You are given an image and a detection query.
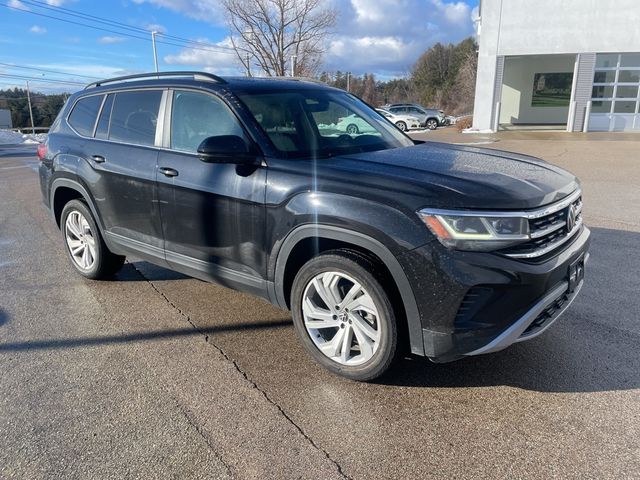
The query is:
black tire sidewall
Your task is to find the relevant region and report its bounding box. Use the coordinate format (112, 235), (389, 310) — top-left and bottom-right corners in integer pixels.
(291, 253), (397, 381)
(61, 200), (107, 279)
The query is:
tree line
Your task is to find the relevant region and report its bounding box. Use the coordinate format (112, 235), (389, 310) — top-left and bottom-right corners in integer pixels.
(318, 37), (478, 115)
(0, 88), (68, 129)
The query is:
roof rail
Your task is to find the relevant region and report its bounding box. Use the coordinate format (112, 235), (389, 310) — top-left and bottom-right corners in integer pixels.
(85, 71), (226, 89)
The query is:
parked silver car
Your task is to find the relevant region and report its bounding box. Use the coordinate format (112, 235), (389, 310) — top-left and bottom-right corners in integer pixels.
(383, 103), (445, 130)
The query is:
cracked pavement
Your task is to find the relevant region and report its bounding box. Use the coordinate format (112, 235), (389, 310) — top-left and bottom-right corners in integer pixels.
(1, 133), (639, 479)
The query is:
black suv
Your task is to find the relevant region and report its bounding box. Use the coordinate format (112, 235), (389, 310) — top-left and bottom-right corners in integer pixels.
(39, 72), (590, 381)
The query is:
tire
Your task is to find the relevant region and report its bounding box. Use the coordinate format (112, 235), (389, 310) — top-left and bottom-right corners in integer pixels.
(395, 121), (407, 131)
(426, 118), (438, 130)
(290, 249), (398, 381)
(60, 199), (126, 279)
(346, 124), (359, 135)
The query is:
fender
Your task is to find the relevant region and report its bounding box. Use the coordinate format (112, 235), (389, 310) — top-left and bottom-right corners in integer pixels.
(273, 224), (425, 356)
(51, 178), (104, 230)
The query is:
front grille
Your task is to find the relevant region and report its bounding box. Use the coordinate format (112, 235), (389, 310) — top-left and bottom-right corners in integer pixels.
(501, 193), (583, 259)
(521, 290), (570, 337)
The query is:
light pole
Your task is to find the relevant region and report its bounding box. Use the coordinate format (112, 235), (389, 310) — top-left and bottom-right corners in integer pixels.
(290, 55), (297, 77)
(151, 31), (159, 73)
(346, 72), (351, 92)
(25, 80), (35, 134)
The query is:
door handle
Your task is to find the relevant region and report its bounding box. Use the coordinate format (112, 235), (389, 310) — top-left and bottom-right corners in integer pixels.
(91, 155), (106, 163)
(159, 167), (179, 177)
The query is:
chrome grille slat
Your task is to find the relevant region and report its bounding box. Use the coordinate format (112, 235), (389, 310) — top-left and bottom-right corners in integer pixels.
(502, 192), (583, 259)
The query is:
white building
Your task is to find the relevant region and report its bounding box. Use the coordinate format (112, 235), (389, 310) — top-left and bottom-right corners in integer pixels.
(472, 0), (640, 132)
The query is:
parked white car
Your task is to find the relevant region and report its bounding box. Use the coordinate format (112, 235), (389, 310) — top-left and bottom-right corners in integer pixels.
(375, 109), (422, 131)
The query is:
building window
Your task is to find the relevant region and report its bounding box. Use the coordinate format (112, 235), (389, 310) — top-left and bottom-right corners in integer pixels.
(590, 53), (640, 128)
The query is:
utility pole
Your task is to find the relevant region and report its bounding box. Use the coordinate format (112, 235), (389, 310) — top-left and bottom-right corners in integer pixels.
(290, 55), (297, 77)
(25, 80), (35, 134)
(246, 52), (251, 77)
(346, 72), (351, 92)
(151, 31), (159, 73)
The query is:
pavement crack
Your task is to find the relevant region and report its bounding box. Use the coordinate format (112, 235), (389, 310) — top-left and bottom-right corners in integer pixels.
(128, 262), (352, 480)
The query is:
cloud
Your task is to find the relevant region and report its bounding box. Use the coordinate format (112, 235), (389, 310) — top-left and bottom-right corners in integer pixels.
(128, 0), (477, 77)
(145, 23), (167, 33)
(163, 36), (241, 75)
(131, 0), (224, 23)
(322, 0), (476, 77)
(29, 25), (47, 34)
(98, 36), (127, 44)
(8, 0), (28, 10)
(429, 0), (472, 25)
(45, 0), (72, 5)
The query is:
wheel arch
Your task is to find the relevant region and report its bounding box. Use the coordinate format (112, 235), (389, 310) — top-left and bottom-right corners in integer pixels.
(51, 178), (105, 232)
(273, 224), (425, 356)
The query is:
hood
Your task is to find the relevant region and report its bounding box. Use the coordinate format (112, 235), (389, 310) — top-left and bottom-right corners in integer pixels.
(323, 141), (580, 210)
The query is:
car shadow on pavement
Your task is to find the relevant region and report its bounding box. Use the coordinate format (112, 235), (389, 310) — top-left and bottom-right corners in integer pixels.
(0, 319), (292, 353)
(0, 308), (8, 327)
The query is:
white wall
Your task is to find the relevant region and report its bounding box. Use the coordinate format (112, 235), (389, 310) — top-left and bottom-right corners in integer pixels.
(482, 0), (640, 57)
(472, 0), (640, 131)
(500, 55), (576, 125)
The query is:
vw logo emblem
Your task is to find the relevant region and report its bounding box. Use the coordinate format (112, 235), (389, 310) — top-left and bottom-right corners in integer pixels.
(566, 205), (577, 232)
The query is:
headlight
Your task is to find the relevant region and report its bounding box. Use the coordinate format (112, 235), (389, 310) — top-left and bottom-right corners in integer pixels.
(418, 209), (530, 252)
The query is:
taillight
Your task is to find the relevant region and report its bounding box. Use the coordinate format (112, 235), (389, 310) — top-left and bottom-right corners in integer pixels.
(37, 143), (47, 160)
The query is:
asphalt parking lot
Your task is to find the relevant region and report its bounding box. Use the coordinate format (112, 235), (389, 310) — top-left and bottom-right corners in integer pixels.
(1, 132), (639, 479)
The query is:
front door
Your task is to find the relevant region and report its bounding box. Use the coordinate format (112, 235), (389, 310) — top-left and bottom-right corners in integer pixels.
(156, 89), (267, 296)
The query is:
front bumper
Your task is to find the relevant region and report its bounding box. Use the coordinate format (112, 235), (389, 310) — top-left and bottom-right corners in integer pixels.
(399, 225), (591, 361)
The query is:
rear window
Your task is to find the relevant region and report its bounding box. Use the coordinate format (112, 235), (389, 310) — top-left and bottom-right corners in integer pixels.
(109, 90), (162, 146)
(68, 95), (103, 137)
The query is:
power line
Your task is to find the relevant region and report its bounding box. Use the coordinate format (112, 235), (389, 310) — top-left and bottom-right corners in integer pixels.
(21, 0), (236, 52)
(0, 62), (100, 80)
(3, 1), (235, 56)
(0, 73), (85, 86)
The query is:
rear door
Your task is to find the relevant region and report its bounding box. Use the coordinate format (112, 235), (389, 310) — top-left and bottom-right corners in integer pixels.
(81, 89), (165, 253)
(156, 89), (267, 296)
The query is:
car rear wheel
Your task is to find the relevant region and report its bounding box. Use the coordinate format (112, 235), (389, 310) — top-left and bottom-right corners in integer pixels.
(61, 199), (126, 279)
(346, 124), (359, 135)
(426, 118), (438, 130)
(395, 121), (407, 131)
(291, 250), (398, 381)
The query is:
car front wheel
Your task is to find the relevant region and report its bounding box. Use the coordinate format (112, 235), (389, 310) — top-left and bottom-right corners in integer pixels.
(290, 250), (398, 381)
(426, 118), (438, 130)
(346, 124), (359, 135)
(395, 121), (407, 131)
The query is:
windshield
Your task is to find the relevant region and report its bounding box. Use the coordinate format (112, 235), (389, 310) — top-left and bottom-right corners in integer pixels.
(237, 89), (414, 159)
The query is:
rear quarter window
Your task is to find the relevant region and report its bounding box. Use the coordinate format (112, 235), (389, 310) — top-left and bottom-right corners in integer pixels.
(67, 95), (104, 137)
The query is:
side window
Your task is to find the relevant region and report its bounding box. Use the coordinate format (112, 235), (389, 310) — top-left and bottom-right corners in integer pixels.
(68, 95), (103, 137)
(109, 90), (162, 146)
(170, 90), (245, 153)
(95, 94), (114, 139)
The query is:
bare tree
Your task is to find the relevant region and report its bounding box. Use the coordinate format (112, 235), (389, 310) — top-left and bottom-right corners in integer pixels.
(221, 0), (336, 77)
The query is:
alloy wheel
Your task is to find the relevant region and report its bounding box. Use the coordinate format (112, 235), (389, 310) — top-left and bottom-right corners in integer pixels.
(65, 210), (96, 270)
(302, 271), (381, 366)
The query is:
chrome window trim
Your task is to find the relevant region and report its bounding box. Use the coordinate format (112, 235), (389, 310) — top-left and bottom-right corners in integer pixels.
(91, 94), (108, 138)
(65, 87), (166, 146)
(419, 189), (581, 220)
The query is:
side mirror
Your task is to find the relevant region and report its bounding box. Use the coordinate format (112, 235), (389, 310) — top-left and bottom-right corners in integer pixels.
(197, 135), (257, 164)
